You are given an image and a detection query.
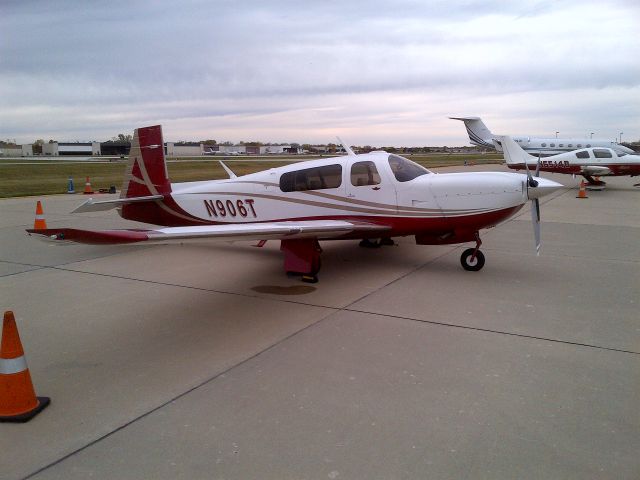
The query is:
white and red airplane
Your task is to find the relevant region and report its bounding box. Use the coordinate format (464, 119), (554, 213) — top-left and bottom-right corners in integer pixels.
(27, 125), (562, 282)
(496, 135), (640, 185)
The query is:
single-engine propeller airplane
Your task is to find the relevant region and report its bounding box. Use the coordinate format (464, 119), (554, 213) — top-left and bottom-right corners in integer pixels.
(496, 135), (640, 185)
(27, 125), (562, 282)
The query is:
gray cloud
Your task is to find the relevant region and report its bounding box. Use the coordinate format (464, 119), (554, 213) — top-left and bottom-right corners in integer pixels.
(1, 0), (638, 144)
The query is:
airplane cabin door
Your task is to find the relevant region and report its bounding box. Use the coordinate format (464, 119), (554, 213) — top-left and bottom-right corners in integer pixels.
(345, 158), (397, 214)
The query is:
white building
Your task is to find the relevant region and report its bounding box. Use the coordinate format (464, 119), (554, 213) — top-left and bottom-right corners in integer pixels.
(0, 144), (33, 156)
(41, 142), (101, 156)
(165, 142), (204, 156)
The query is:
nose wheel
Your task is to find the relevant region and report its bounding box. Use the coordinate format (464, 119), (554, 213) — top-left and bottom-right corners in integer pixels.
(460, 248), (485, 271)
(460, 233), (485, 271)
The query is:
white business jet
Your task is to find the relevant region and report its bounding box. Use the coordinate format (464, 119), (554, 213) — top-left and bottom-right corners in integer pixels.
(451, 116), (634, 157)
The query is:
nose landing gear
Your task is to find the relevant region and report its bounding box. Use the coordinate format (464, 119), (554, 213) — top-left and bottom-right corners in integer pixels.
(460, 233), (485, 271)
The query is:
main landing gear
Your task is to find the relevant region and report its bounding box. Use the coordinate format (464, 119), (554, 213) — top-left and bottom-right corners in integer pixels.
(281, 239), (322, 283)
(460, 233), (485, 272)
(583, 175), (606, 186)
(358, 237), (395, 248)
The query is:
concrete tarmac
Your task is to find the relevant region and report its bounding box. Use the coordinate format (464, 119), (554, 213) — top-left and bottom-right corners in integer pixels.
(1, 166), (638, 479)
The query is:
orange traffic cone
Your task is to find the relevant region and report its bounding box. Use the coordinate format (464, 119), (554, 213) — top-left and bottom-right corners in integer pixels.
(83, 176), (94, 194)
(0, 311), (50, 422)
(576, 180), (588, 199)
(33, 201), (48, 230)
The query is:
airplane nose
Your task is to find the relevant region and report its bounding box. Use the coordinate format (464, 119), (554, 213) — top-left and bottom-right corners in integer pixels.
(527, 177), (564, 199)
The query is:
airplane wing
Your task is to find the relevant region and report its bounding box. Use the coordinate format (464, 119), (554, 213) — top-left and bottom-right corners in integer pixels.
(581, 166), (611, 176)
(26, 220), (390, 245)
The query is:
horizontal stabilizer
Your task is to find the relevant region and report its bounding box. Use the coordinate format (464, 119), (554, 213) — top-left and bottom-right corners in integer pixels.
(71, 195), (164, 213)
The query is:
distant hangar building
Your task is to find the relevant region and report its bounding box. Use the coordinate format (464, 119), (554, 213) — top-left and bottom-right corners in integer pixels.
(42, 142), (101, 156)
(0, 144), (33, 156)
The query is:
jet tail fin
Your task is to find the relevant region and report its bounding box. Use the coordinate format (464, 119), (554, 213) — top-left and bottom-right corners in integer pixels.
(449, 116), (495, 148)
(494, 135), (536, 166)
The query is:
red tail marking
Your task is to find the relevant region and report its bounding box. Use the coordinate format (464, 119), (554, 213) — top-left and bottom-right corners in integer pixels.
(122, 125), (171, 199)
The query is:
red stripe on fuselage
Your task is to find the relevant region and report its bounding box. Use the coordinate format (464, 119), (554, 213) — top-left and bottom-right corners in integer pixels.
(507, 163), (640, 176)
(119, 195), (523, 240)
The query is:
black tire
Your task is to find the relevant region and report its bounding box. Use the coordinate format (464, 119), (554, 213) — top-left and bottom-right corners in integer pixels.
(460, 248), (485, 271)
(359, 238), (381, 248)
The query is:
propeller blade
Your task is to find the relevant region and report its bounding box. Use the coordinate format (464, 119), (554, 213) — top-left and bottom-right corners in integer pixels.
(535, 153), (541, 177)
(531, 198), (541, 255)
(523, 155), (538, 187)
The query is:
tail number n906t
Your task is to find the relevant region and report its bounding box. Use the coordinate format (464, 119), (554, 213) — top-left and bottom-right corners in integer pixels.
(204, 199), (257, 218)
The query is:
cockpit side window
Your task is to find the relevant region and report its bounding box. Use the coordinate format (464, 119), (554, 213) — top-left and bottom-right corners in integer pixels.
(575, 150), (590, 159)
(279, 164), (342, 192)
(593, 149), (612, 159)
(350, 161), (381, 186)
(387, 154), (430, 182)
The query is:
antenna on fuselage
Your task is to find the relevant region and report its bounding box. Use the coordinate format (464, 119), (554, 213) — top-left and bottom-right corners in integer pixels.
(219, 161), (237, 179)
(336, 136), (356, 156)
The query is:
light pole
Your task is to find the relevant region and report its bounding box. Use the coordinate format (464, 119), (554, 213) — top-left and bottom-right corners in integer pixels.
(619, 132), (623, 143)
(555, 131), (559, 138)
(590, 132), (594, 139)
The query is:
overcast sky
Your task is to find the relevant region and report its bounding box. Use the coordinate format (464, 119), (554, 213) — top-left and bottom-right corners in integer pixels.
(1, 0), (638, 146)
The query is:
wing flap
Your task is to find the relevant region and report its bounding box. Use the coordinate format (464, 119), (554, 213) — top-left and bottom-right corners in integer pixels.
(27, 220), (389, 245)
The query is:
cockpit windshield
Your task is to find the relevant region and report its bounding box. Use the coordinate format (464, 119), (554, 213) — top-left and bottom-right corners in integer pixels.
(387, 154), (431, 182)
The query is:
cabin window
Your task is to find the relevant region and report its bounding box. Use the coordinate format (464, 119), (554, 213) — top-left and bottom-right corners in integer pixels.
(351, 161), (381, 186)
(559, 144), (564, 147)
(541, 143), (547, 147)
(568, 144), (573, 147)
(577, 144), (582, 148)
(279, 164), (342, 192)
(388, 154), (430, 182)
(575, 150), (590, 159)
(593, 149), (612, 159)
(550, 143), (555, 147)
(586, 144), (592, 148)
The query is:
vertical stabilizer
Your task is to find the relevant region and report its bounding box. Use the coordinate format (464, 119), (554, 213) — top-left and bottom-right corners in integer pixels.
(449, 116), (495, 148)
(120, 125), (171, 199)
(494, 135), (536, 166)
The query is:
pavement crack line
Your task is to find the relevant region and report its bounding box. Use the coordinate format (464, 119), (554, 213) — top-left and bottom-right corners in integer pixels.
(7, 258), (638, 357)
(20, 246), (456, 479)
(16, 244), (639, 479)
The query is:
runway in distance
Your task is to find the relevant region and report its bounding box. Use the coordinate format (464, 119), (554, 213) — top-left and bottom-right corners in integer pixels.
(27, 125), (562, 282)
(451, 116), (634, 156)
(496, 135), (640, 185)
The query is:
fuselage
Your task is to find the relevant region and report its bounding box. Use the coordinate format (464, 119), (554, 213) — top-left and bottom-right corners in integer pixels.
(505, 147), (640, 177)
(120, 152), (555, 244)
(501, 137), (634, 157)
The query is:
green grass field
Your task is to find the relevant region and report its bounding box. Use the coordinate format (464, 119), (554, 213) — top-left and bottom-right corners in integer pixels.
(0, 153), (502, 198)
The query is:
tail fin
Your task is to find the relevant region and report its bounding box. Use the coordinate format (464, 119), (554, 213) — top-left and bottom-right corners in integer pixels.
(449, 116), (495, 148)
(121, 125), (171, 199)
(494, 135), (536, 166)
